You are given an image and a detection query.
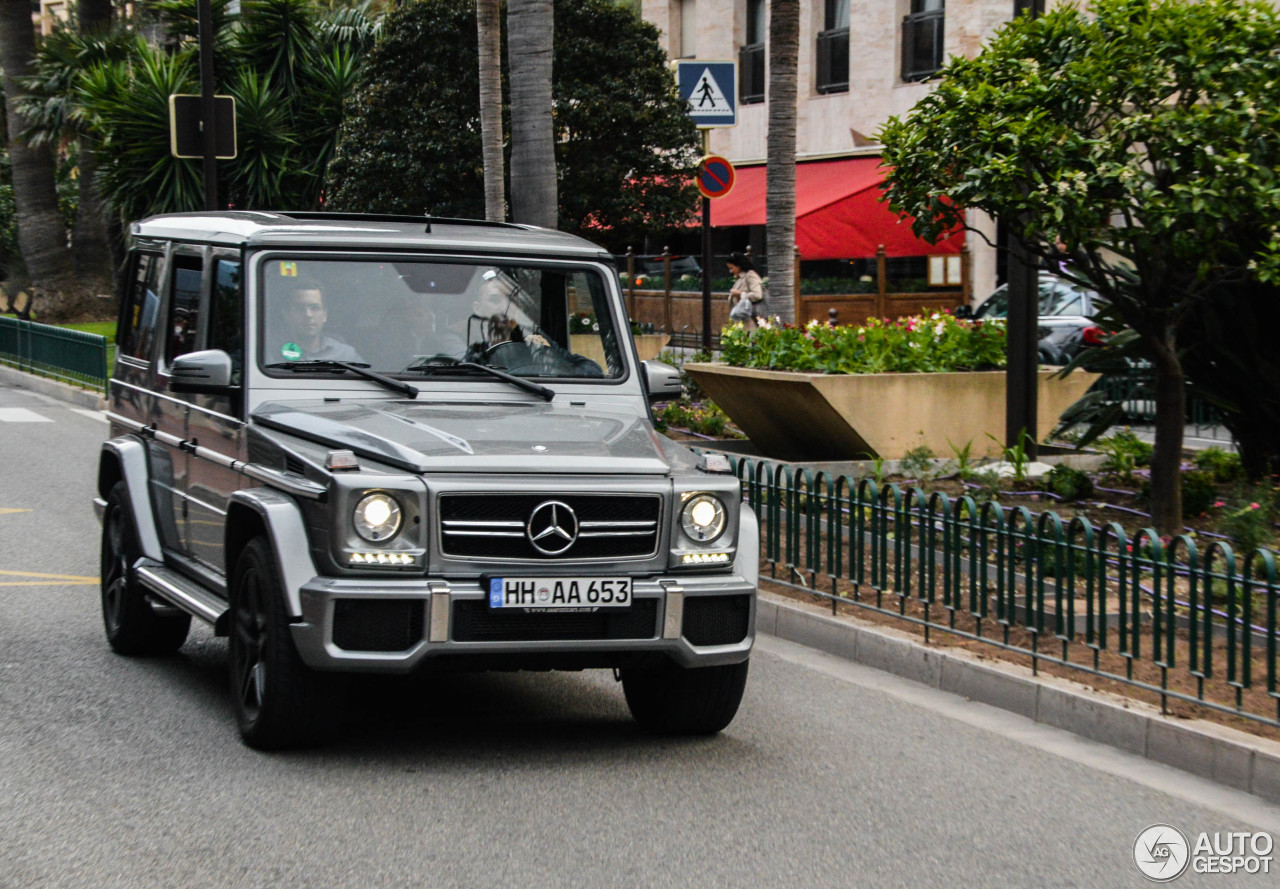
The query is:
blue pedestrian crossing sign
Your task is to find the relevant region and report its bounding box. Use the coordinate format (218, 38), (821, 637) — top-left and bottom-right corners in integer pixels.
(676, 60), (737, 128)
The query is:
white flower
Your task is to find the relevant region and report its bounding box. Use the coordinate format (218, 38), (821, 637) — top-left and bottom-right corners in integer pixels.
(934, 322), (946, 338)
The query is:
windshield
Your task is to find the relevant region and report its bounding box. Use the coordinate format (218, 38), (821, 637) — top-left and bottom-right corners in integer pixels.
(257, 257), (624, 381)
(974, 278), (1094, 319)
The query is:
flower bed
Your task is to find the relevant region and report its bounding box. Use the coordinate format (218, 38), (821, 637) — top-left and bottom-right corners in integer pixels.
(683, 312), (1096, 461)
(720, 312), (1007, 374)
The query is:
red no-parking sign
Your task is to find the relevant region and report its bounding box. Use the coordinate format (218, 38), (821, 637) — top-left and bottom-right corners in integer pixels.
(697, 155), (735, 199)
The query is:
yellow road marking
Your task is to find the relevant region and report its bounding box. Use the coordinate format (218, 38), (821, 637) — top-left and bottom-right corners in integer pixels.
(0, 569), (99, 581)
(0, 580), (98, 586)
(0, 508), (32, 515)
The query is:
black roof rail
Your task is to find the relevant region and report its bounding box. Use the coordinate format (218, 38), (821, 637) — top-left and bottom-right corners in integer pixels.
(274, 211), (525, 231)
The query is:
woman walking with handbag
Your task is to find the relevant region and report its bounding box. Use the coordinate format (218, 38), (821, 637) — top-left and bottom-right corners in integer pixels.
(726, 252), (764, 330)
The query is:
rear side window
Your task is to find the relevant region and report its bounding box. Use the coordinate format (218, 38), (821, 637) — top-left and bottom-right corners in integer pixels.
(118, 252), (163, 361)
(166, 254), (204, 363)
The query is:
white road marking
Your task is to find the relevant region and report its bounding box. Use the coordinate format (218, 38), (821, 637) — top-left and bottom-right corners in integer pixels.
(69, 408), (108, 423)
(0, 408), (52, 423)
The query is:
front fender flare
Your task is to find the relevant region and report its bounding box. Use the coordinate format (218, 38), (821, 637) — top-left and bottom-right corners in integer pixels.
(227, 488), (318, 620)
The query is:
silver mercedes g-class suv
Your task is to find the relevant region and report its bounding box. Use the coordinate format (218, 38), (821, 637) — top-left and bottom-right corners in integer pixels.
(93, 211), (756, 748)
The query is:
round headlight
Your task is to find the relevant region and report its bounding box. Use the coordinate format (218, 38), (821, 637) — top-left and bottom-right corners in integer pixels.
(681, 494), (726, 542)
(353, 492), (402, 543)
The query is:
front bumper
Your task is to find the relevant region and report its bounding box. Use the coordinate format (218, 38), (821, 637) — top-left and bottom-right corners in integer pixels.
(290, 573), (756, 673)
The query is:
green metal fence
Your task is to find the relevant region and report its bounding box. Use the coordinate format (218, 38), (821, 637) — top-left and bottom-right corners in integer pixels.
(0, 317), (108, 390)
(728, 456), (1280, 729)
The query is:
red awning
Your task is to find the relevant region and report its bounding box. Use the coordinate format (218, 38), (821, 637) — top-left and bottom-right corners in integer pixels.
(709, 156), (963, 260)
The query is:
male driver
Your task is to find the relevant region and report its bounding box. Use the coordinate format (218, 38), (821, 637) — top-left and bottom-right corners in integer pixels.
(277, 276), (363, 363)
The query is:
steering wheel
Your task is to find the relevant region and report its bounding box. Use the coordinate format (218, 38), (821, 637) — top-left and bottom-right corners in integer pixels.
(406, 354), (461, 371)
(479, 340), (529, 368)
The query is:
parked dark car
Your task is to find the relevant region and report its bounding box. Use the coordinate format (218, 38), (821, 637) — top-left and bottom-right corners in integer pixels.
(962, 273), (1109, 364)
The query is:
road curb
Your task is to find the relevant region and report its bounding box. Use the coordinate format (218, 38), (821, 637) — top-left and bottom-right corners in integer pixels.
(757, 591), (1280, 805)
(0, 363), (105, 411)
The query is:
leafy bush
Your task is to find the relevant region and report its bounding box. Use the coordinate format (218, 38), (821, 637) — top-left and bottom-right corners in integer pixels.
(899, 444), (936, 481)
(1192, 447), (1244, 484)
(1047, 464), (1094, 501)
(1181, 470), (1218, 517)
(655, 400), (739, 437)
(1096, 429), (1154, 477)
(719, 313), (1006, 374)
(1220, 487), (1277, 556)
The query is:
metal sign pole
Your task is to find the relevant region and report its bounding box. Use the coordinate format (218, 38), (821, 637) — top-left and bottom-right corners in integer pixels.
(701, 131), (712, 352)
(198, 0), (219, 211)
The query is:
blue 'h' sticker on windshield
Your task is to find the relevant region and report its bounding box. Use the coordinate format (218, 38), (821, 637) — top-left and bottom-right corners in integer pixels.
(489, 578), (503, 607)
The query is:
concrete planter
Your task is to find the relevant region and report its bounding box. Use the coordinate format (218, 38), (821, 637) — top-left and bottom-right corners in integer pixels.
(681, 363), (1099, 462)
(571, 332), (669, 368)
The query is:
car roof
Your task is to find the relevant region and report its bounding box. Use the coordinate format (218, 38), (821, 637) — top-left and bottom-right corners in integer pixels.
(130, 211), (612, 261)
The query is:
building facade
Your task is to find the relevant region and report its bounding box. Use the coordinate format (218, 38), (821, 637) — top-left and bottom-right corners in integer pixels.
(641, 0), (1063, 302)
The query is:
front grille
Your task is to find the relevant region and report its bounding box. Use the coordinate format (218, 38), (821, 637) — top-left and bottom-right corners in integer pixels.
(682, 595), (751, 646)
(452, 598), (659, 642)
(332, 599), (424, 651)
(439, 494), (661, 561)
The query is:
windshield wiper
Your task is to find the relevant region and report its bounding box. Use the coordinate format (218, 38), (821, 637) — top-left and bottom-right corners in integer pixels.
(406, 358), (554, 402)
(265, 360), (418, 399)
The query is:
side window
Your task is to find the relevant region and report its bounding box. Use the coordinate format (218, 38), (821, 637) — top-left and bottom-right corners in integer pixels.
(118, 251), (163, 361)
(166, 253), (204, 364)
(208, 258), (244, 382)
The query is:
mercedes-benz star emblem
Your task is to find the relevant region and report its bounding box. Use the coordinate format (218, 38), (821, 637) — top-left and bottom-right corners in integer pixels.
(527, 500), (579, 555)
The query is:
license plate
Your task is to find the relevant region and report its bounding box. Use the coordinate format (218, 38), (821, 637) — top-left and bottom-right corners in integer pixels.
(488, 576), (631, 611)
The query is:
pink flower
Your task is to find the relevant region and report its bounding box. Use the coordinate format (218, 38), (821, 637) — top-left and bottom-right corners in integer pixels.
(1250, 502), (1261, 509)
(1214, 500), (1225, 508)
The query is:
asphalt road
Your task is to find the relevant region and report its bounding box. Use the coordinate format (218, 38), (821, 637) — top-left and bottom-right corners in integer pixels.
(2, 382), (1278, 889)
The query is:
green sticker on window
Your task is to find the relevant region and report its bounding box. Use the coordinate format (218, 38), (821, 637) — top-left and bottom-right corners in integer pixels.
(281, 342), (302, 361)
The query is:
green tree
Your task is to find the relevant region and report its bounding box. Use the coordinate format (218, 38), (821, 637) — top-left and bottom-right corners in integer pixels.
(879, 0), (1280, 534)
(0, 0), (73, 297)
(24, 0), (379, 226)
(325, 0), (699, 247)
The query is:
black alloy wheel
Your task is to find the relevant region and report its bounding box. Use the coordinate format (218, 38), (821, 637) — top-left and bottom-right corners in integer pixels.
(230, 537), (345, 749)
(99, 481), (190, 655)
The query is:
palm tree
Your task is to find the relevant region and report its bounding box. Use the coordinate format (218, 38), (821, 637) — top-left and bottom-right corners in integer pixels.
(477, 0), (505, 222)
(0, 0), (72, 297)
(506, 0), (556, 228)
(765, 0), (798, 323)
(73, 0), (115, 285)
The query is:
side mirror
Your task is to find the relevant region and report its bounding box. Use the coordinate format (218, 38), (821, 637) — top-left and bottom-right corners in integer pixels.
(169, 349), (236, 393)
(641, 359), (682, 404)
(952, 304), (974, 320)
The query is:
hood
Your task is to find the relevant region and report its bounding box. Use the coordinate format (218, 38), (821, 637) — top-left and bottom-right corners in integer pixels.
(252, 399), (674, 474)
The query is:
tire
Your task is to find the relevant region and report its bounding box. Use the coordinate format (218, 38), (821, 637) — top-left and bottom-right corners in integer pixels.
(100, 481), (191, 656)
(229, 537), (345, 750)
(622, 658), (749, 735)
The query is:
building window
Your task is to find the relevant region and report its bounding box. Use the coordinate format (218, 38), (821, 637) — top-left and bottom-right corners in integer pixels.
(901, 0), (944, 83)
(816, 0), (849, 94)
(678, 0), (697, 58)
(740, 0), (766, 104)
(1013, 0), (1044, 17)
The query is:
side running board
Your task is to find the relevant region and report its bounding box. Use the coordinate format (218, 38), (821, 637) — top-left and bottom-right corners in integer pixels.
(135, 560), (230, 636)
